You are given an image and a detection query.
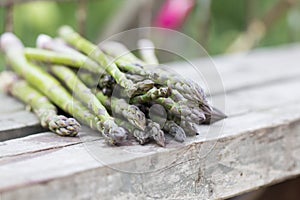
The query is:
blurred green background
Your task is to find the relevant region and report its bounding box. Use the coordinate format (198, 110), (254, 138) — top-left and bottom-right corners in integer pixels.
(0, 0), (300, 70)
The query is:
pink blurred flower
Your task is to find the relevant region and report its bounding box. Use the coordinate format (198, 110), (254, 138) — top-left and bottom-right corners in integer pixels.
(154, 0), (195, 29)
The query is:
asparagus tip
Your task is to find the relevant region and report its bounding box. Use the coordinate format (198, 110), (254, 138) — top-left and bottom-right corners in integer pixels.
(48, 115), (81, 137)
(109, 126), (128, 145)
(146, 120), (165, 147)
(133, 129), (150, 145)
(171, 126), (186, 143)
(126, 105), (147, 131)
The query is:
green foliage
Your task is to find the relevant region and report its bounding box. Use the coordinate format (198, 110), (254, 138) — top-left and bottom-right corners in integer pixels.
(0, 0), (299, 71)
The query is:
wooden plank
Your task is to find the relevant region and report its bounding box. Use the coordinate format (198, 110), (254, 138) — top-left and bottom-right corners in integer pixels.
(0, 127), (99, 158)
(0, 110), (43, 142)
(0, 93), (25, 113)
(0, 99), (300, 199)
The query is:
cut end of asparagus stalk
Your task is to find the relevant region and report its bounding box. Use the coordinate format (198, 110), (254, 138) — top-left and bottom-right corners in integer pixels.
(0, 32), (24, 52)
(48, 115), (81, 136)
(36, 34), (52, 49)
(0, 71), (18, 93)
(58, 26), (74, 38)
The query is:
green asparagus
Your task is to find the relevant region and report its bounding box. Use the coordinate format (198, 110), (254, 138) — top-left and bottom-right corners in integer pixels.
(24, 48), (104, 74)
(0, 71), (80, 136)
(58, 26), (136, 96)
(49, 65), (128, 142)
(145, 119), (165, 147)
(0, 33), (125, 145)
(100, 41), (212, 111)
(94, 90), (146, 130)
(162, 120), (186, 142)
(155, 97), (206, 124)
(131, 87), (171, 104)
(115, 118), (150, 145)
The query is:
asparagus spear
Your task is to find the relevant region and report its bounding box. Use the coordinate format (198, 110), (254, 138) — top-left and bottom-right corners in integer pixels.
(145, 119), (165, 147)
(58, 26), (136, 96)
(154, 97), (206, 124)
(175, 118), (199, 136)
(137, 39), (159, 65)
(115, 118), (165, 146)
(162, 120), (186, 142)
(37, 34), (87, 57)
(100, 41), (213, 111)
(125, 74), (145, 82)
(115, 118), (150, 145)
(94, 90), (146, 130)
(0, 33), (125, 145)
(0, 71), (80, 136)
(49, 65), (128, 142)
(24, 48), (104, 74)
(100, 41), (145, 66)
(149, 112), (186, 143)
(130, 87), (171, 104)
(77, 71), (99, 88)
(171, 89), (227, 124)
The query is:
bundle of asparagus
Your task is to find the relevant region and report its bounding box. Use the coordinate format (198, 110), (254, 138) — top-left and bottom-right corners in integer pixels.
(0, 26), (226, 147)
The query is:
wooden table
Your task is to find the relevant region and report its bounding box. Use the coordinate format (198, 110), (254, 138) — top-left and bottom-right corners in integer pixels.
(1, 44), (300, 200)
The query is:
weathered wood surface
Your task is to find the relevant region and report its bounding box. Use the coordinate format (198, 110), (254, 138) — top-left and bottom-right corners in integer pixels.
(0, 44), (300, 199)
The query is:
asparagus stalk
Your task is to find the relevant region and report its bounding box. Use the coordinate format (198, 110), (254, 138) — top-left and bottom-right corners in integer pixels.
(100, 41), (213, 111)
(130, 87), (171, 104)
(58, 26), (136, 96)
(137, 39), (159, 65)
(37, 34), (87, 57)
(132, 79), (155, 95)
(77, 71), (99, 88)
(171, 89), (227, 124)
(0, 33), (125, 145)
(24, 48), (104, 74)
(125, 74), (145, 82)
(149, 112), (186, 143)
(100, 41), (145, 66)
(94, 90), (146, 130)
(0, 71), (80, 136)
(49, 65), (128, 142)
(154, 97), (206, 124)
